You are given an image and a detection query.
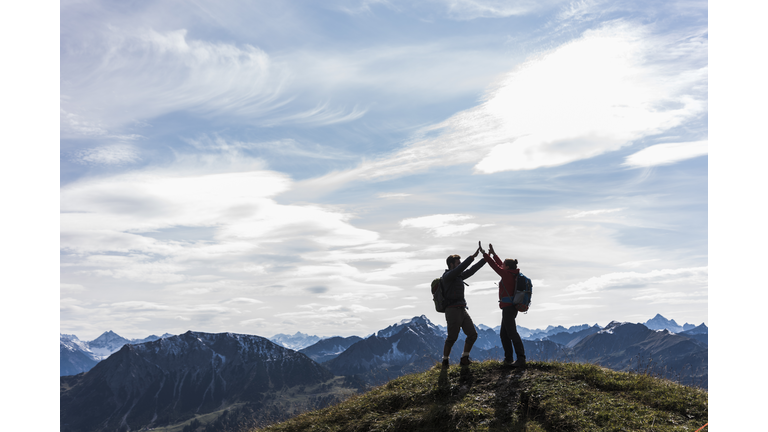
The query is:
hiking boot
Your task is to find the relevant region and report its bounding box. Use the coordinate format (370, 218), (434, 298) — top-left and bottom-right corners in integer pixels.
(503, 358), (515, 368)
(510, 357), (526, 368)
(460, 356), (473, 366)
(442, 359), (449, 368)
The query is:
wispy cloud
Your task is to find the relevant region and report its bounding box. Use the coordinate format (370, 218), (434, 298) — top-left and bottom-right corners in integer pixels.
(400, 214), (492, 237)
(438, 0), (572, 19)
(183, 136), (355, 161)
(567, 208), (626, 219)
(61, 27), (286, 135)
(622, 140), (708, 168)
(562, 267), (708, 295)
(298, 20), (707, 191)
(71, 144), (142, 165)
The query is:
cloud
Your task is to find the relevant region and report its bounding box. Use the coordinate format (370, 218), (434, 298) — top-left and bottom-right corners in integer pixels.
(306, 286), (330, 294)
(378, 193), (412, 198)
(631, 289), (707, 305)
(300, 20), (706, 189)
(622, 140), (708, 168)
(60, 156), (387, 287)
(184, 136), (356, 161)
(567, 208), (626, 219)
(60, 283), (86, 293)
(400, 214), (491, 237)
(71, 144), (142, 165)
(225, 298), (264, 304)
(562, 267), (707, 295)
(61, 28), (284, 134)
(437, 0), (571, 19)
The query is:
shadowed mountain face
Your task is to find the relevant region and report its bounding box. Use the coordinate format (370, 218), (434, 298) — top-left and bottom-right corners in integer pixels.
(60, 343), (99, 377)
(60, 331), (335, 432)
(570, 322), (708, 388)
(299, 336), (363, 363)
(325, 318), (446, 385)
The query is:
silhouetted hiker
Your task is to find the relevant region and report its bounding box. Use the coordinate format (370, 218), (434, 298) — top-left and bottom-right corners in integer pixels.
(441, 243), (486, 368)
(481, 242), (526, 368)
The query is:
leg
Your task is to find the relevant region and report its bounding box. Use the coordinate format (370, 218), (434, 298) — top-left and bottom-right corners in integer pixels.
(461, 309), (478, 354)
(509, 312), (526, 361)
(499, 307), (514, 361)
(443, 307), (461, 358)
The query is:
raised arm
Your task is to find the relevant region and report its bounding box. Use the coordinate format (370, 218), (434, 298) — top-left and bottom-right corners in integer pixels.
(488, 243), (504, 267)
(481, 250), (505, 277)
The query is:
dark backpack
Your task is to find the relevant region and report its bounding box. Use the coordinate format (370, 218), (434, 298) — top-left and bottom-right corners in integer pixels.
(513, 273), (533, 312)
(431, 278), (447, 313)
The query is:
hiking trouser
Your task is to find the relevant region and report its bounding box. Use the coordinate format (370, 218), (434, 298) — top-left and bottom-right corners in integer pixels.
(500, 306), (525, 361)
(443, 306), (478, 357)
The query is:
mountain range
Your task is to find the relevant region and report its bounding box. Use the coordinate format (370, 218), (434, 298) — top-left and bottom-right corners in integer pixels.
(60, 331), (361, 432)
(61, 314), (707, 431)
(60, 314), (706, 377)
(60, 331), (174, 376)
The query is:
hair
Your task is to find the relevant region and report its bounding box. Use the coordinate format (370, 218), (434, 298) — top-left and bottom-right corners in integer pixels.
(504, 258), (518, 270)
(446, 254), (461, 268)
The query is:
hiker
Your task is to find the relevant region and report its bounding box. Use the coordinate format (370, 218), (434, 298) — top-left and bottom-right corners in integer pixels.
(440, 243), (487, 367)
(481, 242), (526, 368)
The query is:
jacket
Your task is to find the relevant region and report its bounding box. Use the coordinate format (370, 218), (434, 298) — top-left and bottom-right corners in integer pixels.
(441, 255), (486, 308)
(482, 251), (520, 309)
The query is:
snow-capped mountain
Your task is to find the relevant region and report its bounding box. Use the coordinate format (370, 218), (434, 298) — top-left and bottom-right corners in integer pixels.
(60, 331), (175, 375)
(61, 331), (355, 432)
(60, 335), (99, 377)
(643, 314), (697, 333)
(268, 331), (324, 350)
(86, 330), (132, 359)
(326, 316), (445, 385)
(376, 315), (442, 338)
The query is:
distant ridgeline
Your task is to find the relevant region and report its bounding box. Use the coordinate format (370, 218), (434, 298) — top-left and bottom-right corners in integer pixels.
(60, 314), (707, 431)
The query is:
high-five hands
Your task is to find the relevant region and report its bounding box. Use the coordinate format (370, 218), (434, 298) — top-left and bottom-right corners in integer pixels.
(488, 243), (495, 256)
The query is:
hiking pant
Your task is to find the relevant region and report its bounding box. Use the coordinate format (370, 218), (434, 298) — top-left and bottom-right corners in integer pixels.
(500, 306), (525, 361)
(443, 307), (478, 357)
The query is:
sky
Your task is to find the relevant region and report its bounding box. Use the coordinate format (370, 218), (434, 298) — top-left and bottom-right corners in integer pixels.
(56, 0), (712, 341)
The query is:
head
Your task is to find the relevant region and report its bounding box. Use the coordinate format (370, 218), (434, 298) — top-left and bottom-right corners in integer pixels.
(503, 258), (518, 270)
(446, 254), (461, 270)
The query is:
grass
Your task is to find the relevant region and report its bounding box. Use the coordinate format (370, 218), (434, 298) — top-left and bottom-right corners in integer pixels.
(250, 360), (707, 432)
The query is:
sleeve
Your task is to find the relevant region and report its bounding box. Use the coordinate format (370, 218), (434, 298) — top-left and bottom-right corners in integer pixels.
(461, 256), (487, 280)
(482, 252), (505, 277)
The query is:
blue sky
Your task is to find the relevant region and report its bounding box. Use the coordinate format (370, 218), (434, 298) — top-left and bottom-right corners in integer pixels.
(57, 0), (710, 340)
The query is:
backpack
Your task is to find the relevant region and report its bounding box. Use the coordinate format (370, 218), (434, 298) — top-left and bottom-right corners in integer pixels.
(513, 273), (533, 312)
(431, 278), (447, 313)
(500, 273), (533, 313)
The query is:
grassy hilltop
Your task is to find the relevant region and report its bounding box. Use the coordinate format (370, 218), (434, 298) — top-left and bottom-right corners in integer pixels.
(251, 360), (708, 432)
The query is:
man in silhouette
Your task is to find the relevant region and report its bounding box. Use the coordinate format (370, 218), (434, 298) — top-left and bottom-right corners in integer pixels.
(441, 243), (486, 367)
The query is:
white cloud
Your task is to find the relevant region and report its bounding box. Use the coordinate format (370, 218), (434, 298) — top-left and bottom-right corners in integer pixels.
(72, 144), (142, 165)
(562, 267), (708, 295)
(400, 214), (491, 237)
(438, 0), (571, 19)
(60, 156), (389, 287)
(567, 208), (626, 219)
(225, 298), (264, 304)
(622, 140), (708, 168)
(631, 289), (707, 305)
(378, 193), (412, 198)
(61, 27), (308, 136)
(472, 23), (706, 173)
(294, 21), (706, 192)
(60, 283), (86, 293)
